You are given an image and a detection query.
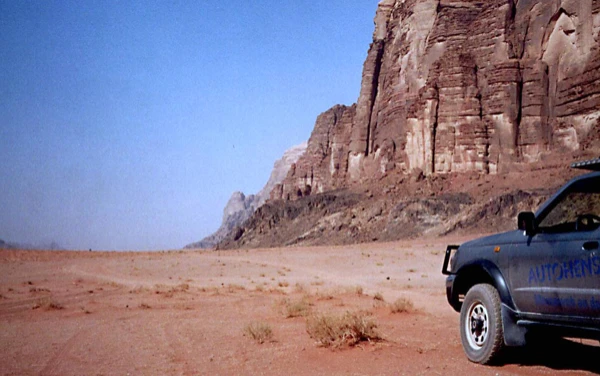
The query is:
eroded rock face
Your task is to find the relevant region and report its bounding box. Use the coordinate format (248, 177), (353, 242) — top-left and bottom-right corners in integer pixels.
(185, 142), (307, 249)
(276, 0), (600, 200)
(275, 106), (355, 200)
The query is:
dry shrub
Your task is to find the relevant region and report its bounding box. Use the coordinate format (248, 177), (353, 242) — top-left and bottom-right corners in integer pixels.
(306, 311), (381, 348)
(174, 303), (194, 311)
(29, 287), (50, 293)
(390, 297), (414, 314)
(129, 286), (150, 294)
(106, 281), (122, 288)
(281, 297), (312, 318)
(244, 322), (273, 344)
(268, 287), (286, 294)
(294, 283), (307, 293)
(226, 284), (246, 293)
(344, 285), (364, 295)
(32, 297), (63, 311)
(154, 283), (191, 297)
(139, 303), (151, 309)
(315, 291), (335, 300)
(373, 292), (385, 301)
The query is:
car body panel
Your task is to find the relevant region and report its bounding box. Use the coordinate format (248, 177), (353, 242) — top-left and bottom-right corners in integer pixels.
(443, 168), (600, 345)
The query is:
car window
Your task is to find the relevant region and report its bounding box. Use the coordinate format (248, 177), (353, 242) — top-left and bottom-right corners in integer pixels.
(538, 177), (600, 233)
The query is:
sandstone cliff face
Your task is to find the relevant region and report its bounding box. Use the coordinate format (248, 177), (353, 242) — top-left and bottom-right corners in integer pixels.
(276, 0), (600, 200)
(273, 106), (356, 200)
(186, 142), (307, 249)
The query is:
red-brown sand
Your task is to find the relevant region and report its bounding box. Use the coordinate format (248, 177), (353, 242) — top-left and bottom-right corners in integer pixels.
(1, 236), (597, 375)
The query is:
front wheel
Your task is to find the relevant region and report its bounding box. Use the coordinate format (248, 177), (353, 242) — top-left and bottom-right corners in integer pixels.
(460, 284), (505, 364)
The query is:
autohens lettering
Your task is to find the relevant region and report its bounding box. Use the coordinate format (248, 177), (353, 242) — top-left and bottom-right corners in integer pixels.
(528, 256), (600, 284)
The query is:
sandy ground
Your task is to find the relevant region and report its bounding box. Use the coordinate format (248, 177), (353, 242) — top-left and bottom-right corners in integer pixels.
(1, 236), (598, 376)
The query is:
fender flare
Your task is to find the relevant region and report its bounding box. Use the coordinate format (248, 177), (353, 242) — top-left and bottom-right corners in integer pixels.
(454, 261), (526, 346)
(453, 260), (516, 311)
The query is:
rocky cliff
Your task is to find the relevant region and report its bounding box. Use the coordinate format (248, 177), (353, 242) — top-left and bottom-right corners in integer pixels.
(218, 0), (600, 250)
(185, 142), (307, 249)
(275, 0), (600, 200)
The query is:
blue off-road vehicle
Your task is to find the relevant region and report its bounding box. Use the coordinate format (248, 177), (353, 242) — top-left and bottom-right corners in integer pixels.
(442, 158), (600, 364)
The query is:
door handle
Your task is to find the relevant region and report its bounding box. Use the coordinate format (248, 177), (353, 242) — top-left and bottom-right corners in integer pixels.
(583, 241), (599, 251)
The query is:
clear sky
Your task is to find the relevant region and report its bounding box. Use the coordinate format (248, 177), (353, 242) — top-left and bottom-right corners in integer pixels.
(0, 0), (379, 250)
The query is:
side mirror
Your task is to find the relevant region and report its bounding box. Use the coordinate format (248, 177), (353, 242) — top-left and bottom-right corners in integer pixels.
(518, 211), (536, 236)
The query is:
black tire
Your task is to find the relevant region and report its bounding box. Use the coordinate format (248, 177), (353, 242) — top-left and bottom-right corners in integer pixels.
(460, 284), (505, 364)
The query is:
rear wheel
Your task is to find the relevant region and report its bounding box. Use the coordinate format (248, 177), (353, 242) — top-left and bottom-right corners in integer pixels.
(460, 284), (505, 364)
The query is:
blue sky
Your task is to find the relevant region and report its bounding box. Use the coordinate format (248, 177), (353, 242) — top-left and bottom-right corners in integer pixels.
(0, 0), (379, 250)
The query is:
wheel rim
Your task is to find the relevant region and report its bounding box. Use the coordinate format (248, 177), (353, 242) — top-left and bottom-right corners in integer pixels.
(465, 301), (489, 350)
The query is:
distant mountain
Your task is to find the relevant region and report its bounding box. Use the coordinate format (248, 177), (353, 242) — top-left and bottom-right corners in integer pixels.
(184, 142), (307, 249)
(0, 238), (64, 250)
(0, 239), (13, 249)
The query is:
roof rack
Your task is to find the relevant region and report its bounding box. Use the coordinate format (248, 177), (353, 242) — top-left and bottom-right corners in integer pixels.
(571, 158), (600, 171)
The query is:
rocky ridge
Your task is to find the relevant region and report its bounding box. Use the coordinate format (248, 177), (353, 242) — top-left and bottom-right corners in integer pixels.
(185, 142), (307, 249)
(217, 165), (570, 249)
(0, 239), (63, 250)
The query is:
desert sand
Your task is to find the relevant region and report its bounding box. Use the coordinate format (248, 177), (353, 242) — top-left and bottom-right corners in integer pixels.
(1, 236), (598, 375)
